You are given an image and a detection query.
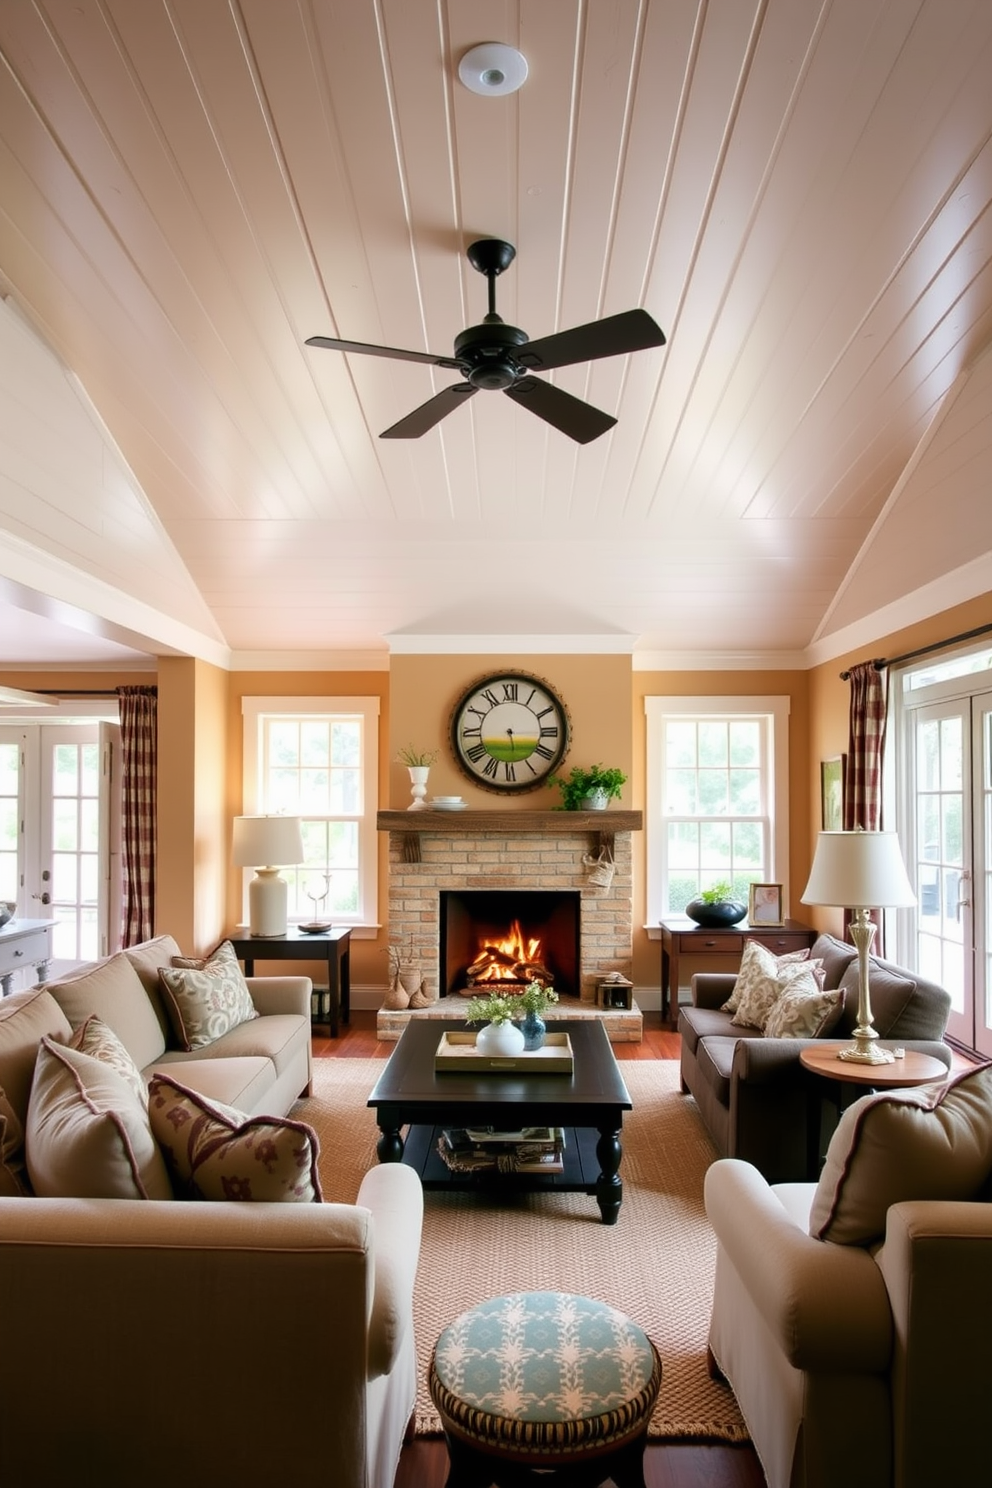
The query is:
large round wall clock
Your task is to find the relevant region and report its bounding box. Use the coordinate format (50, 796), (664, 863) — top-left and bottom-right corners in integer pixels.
(450, 670), (570, 793)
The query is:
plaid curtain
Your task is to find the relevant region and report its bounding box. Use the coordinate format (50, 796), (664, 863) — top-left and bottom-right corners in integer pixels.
(843, 663), (887, 831)
(117, 686), (157, 947)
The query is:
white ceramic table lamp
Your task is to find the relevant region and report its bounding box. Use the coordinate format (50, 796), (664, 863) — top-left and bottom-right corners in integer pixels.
(801, 829), (916, 1064)
(232, 815), (304, 936)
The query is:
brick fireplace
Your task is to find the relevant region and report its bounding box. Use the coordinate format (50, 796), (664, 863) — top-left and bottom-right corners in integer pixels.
(376, 808), (642, 1040)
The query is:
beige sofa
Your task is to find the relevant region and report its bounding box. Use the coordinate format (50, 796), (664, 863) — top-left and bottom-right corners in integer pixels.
(704, 1062), (992, 1488)
(0, 936), (425, 1488)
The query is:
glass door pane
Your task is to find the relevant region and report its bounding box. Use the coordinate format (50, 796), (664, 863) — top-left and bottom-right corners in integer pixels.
(974, 693), (992, 1058)
(40, 727), (101, 962)
(911, 703), (971, 1044)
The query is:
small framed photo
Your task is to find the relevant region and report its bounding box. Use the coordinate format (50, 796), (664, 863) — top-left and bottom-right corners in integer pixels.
(820, 755), (846, 831)
(749, 883), (784, 926)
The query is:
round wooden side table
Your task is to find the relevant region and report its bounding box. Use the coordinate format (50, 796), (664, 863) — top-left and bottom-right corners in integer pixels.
(799, 1043), (949, 1177)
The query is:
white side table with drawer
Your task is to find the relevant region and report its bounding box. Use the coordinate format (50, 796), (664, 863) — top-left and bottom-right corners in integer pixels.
(0, 919), (54, 997)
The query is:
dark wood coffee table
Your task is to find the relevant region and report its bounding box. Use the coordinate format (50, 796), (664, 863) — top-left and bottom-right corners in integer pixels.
(367, 1018), (632, 1224)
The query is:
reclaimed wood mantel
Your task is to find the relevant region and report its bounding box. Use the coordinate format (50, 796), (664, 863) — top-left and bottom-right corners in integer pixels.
(376, 809), (642, 863)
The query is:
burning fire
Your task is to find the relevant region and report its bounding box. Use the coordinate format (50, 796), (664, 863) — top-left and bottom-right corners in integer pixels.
(467, 920), (553, 987)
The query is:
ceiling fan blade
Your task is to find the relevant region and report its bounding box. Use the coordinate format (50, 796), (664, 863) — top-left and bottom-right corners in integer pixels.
(380, 382), (478, 438)
(305, 334), (461, 371)
(504, 378), (616, 443)
(517, 308), (665, 373)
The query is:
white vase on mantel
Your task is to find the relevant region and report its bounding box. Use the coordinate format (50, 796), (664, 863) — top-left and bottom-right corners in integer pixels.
(475, 1020), (526, 1057)
(407, 766), (430, 810)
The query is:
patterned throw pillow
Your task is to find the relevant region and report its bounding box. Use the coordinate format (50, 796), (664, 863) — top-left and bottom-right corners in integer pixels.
(722, 939), (816, 1014)
(148, 1074), (322, 1203)
(729, 942), (824, 1030)
(25, 1038), (172, 1201)
(158, 941), (258, 1051)
(809, 1062), (992, 1246)
(68, 1014), (148, 1110)
(763, 980), (845, 1039)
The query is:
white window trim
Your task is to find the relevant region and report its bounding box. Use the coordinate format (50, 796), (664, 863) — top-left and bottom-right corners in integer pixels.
(644, 695), (791, 936)
(241, 696), (379, 937)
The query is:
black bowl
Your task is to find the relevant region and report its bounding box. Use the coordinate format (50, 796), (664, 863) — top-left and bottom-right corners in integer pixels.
(684, 898), (747, 929)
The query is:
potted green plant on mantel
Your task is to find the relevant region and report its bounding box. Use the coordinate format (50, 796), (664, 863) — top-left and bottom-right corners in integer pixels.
(549, 763), (627, 811)
(684, 880), (747, 928)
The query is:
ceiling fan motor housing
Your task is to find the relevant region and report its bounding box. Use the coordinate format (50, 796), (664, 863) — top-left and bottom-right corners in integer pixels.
(455, 320), (530, 390)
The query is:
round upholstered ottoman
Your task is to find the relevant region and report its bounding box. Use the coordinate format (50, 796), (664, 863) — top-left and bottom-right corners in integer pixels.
(428, 1290), (662, 1488)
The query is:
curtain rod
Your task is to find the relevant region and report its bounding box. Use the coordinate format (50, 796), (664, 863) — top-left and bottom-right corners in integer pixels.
(840, 620), (992, 679)
(31, 687), (157, 698)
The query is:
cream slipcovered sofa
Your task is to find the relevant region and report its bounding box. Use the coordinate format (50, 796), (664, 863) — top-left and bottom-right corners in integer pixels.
(0, 936), (424, 1488)
(704, 1061), (992, 1488)
(680, 932), (952, 1180)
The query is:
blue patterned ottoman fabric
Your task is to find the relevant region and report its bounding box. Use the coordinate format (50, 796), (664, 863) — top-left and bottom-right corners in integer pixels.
(429, 1291), (662, 1457)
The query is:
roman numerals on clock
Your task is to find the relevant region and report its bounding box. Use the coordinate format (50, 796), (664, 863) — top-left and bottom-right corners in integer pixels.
(450, 670), (571, 795)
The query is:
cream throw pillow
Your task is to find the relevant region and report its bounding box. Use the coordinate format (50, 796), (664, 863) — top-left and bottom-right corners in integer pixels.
(68, 1014), (149, 1110)
(148, 1073), (322, 1203)
(159, 940), (258, 1051)
(729, 941), (823, 1030)
(722, 939), (815, 1015)
(763, 980), (845, 1039)
(809, 1061), (992, 1246)
(25, 1038), (172, 1201)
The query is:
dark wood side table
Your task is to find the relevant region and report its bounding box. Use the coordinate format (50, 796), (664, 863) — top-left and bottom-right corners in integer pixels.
(226, 925), (351, 1037)
(800, 1043), (949, 1177)
(659, 916), (816, 1028)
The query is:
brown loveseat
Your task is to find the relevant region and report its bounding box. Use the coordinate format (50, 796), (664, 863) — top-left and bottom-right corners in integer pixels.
(679, 932), (952, 1181)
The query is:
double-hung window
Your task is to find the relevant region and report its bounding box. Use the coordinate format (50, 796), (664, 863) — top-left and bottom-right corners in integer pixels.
(241, 697), (379, 933)
(644, 696), (790, 921)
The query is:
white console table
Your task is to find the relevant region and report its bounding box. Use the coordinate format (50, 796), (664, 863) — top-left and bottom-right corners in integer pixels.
(0, 918), (54, 997)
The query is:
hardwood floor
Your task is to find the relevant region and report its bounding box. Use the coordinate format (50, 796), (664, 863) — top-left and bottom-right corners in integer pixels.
(316, 1010), (767, 1488)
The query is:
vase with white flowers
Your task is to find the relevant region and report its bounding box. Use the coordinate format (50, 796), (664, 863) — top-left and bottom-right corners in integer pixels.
(465, 990), (526, 1056)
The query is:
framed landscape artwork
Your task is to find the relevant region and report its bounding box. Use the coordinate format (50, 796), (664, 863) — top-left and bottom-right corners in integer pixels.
(820, 756), (846, 831)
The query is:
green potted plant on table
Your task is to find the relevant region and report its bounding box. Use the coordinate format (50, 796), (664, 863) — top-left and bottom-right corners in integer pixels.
(549, 763), (627, 811)
(684, 880), (747, 928)
(465, 990), (526, 1057)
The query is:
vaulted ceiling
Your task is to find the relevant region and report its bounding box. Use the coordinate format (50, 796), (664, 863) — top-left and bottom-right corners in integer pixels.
(1, 0), (992, 669)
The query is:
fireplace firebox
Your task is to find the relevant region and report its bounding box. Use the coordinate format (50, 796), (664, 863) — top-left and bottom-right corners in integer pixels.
(440, 890), (581, 1000)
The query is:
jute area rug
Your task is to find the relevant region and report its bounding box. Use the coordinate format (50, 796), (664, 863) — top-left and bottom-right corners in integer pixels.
(298, 1057), (747, 1444)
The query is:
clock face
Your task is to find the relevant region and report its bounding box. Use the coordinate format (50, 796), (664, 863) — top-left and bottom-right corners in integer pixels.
(450, 671), (570, 793)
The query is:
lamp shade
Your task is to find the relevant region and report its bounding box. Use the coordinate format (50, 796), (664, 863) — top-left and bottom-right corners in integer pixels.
(231, 815), (304, 868)
(801, 830), (916, 909)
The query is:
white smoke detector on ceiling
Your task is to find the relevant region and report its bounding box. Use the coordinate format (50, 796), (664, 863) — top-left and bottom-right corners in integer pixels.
(458, 43), (529, 97)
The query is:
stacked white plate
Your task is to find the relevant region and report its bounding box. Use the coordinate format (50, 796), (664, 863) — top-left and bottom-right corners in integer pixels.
(431, 796), (467, 810)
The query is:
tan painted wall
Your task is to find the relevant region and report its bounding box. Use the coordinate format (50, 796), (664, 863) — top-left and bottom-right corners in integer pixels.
(387, 654), (633, 809)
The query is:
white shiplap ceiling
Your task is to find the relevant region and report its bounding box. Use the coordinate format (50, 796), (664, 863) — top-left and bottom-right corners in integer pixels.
(1, 0), (991, 669)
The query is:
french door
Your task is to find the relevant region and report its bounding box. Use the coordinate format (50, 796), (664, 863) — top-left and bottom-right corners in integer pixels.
(0, 723), (121, 970)
(899, 687), (992, 1056)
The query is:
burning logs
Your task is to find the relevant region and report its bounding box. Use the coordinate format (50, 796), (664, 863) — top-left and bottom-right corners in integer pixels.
(466, 919), (554, 988)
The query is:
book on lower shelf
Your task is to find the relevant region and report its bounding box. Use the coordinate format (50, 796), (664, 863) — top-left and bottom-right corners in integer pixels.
(437, 1126), (566, 1174)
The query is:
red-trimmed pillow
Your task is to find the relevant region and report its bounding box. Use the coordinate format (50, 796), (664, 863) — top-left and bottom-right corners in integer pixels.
(809, 1061), (992, 1246)
(148, 1073), (322, 1203)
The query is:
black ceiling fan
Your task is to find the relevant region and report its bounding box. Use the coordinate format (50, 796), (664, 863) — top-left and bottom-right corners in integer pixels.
(305, 238), (666, 444)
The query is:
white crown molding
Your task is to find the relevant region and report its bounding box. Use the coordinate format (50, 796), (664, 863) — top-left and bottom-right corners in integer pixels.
(386, 633), (637, 655)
